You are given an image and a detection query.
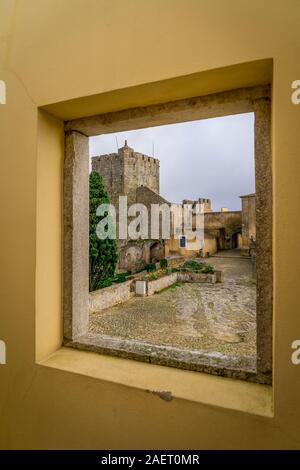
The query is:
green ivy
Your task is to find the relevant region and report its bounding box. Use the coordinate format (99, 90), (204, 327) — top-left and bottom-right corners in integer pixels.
(114, 273), (127, 283)
(89, 171), (118, 291)
(145, 262), (156, 272)
(159, 258), (168, 269)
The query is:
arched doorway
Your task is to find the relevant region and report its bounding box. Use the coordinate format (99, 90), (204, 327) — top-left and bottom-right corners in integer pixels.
(231, 232), (241, 249)
(150, 242), (164, 262)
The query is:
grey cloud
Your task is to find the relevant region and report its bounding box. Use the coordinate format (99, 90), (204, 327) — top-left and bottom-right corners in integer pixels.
(89, 113), (255, 211)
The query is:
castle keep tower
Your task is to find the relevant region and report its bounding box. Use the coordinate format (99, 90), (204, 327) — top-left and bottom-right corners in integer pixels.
(92, 140), (160, 207)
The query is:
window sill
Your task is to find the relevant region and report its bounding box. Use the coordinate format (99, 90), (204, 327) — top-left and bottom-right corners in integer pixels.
(65, 332), (259, 382)
(38, 346), (273, 418)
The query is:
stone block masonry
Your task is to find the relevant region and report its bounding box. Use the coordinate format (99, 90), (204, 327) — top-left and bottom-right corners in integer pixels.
(92, 140), (159, 207)
(89, 279), (134, 312)
(177, 272), (217, 284)
(89, 270), (220, 313)
(147, 272), (178, 296)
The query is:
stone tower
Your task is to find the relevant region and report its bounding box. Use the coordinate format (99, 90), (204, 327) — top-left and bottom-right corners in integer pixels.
(182, 197), (212, 213)
(91, 140), (160, 207)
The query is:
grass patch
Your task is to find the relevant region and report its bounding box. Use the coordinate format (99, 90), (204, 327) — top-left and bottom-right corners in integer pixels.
(157, 282), (182, 294)
(182, 260), (215, 274)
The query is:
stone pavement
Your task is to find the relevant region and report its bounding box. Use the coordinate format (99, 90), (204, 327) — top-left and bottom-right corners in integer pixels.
(89, 256), (256, 359)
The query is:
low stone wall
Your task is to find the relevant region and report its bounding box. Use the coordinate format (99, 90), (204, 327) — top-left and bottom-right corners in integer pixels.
(177, 271), (217, 284)
(147, 273), (178, 296)
(89, 280), (134, 312)
(147, 270), (218, 295)
(90, 269), (222, 312)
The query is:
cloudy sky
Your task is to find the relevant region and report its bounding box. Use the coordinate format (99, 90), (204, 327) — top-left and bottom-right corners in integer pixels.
(89, 112), (255, 211)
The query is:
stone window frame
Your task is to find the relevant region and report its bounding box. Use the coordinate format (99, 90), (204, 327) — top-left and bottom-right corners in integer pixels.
(63, 85), (272, 385)
(180, 236), (187, 248)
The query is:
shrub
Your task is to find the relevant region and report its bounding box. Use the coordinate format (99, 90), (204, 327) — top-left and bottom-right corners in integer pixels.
(201, 265), (215, 274)
(180, 260), (215, 274)
(145, 262), (156, 272)
(162, 268), (172, 275)
(182, 260), (202, 271)
(114, 273), (127, 283)
(89, 171), (118, 291)
(159, 258), (168, 269)
(98, 277), (113, 288)
(182, 259), (213, 272)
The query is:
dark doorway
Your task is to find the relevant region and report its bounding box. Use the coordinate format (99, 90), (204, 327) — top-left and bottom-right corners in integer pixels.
(150, 242), (164, 262)
(217, 228), (226, 250)
(231, 232), (240, 249)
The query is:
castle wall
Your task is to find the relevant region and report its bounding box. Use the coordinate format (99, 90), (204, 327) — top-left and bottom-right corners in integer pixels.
(183, 197), (212, 213)
(124, 152), (160, 205)
(92, 145), (162, 273)
(204, 211), (242, 235)
(92, 153), (124, 207)
(92, 144), (159, 207)
(241, 194), (256, 247)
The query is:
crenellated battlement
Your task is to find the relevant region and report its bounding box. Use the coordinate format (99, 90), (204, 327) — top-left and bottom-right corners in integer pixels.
(92, 140), (159, 205)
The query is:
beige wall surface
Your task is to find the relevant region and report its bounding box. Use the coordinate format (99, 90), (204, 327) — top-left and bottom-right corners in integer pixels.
(0, 0), (300, 449)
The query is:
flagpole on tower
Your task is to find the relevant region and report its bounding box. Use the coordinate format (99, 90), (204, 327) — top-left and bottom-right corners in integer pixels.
(115, 135), (119, 151)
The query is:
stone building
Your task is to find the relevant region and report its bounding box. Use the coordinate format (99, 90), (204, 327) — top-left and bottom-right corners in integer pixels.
(92, 140), (159, 207)
(165, 205), (244, 258)
(182, 197), (212, 213)
(92, 141), (164, 271)
(92, 141), (255, 270)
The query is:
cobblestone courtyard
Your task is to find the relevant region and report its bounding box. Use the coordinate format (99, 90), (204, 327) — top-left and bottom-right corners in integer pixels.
(90, 254), (256, 359)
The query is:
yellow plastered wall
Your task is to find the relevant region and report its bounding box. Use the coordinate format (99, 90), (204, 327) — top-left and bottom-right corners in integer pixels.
(1, 0), (300, 449)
